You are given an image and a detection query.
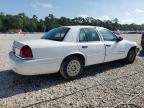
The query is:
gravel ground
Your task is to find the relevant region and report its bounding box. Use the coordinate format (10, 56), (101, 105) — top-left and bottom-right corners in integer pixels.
(0, 33), (143, 108)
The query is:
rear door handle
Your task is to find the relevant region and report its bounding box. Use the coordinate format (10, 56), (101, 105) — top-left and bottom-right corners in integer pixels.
(106, 44), (111, 47)
(82, 46), (88, 49)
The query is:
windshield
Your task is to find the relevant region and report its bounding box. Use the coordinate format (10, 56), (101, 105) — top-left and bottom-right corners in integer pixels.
(41, 27), (70, 41)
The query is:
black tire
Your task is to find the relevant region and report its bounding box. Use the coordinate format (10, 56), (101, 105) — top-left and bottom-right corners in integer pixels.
(60, 56), (84, 79)
(125, 49), (136, 63)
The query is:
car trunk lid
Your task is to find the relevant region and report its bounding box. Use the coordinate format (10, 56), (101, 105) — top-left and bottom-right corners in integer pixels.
(12, 39), (63, 58)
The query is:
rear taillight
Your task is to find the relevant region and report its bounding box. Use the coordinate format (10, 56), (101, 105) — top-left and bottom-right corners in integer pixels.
(20, 45), (33, 58)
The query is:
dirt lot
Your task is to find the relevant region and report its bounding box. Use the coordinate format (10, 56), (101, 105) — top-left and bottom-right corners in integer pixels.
(0, 33), (144, 108)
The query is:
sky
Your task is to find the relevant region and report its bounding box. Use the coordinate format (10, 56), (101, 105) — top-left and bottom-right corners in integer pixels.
(0, 0), (144, 24)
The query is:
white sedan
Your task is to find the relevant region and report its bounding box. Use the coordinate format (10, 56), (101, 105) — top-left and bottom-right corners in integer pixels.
(9, 26), (138, 79)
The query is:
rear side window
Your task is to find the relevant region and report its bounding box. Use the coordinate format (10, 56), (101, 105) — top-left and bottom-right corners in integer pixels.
(79, 28), (100, 42)
(41, 27), (70, 41)
(79, 29), (87, 42)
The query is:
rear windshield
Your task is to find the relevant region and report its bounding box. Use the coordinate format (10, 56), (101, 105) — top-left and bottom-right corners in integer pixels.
(41, 27), (70, 41)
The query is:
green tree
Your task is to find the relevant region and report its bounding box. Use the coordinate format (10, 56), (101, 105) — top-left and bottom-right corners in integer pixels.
(37, 19), (46, 32)
(0, 18), (3, 31)
(0, 12), (144, 32)
(112, 18), (119, 31)
(29, 15), (38, 32)
(45, 14), (60, 31)
(58, 17), (72, 26)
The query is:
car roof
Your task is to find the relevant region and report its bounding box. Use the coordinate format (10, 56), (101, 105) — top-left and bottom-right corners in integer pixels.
(63, 25), (104, 29)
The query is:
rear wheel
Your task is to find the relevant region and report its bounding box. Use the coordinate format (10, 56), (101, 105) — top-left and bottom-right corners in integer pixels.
(60, 56), (84, 79)
(125, 49), (136, 63)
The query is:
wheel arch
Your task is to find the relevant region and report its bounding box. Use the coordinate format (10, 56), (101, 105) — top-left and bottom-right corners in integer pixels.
(125, 45), (137, 57)
(128, 46), (137, 53)
(61, 53), (86, 67)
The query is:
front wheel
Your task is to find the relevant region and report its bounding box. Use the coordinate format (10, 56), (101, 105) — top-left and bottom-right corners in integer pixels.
(60, 56), (84, 79)
(125, 49), (136, 63)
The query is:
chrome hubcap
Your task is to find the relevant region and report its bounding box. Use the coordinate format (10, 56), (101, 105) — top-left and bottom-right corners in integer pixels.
(67, 60), (81, 77)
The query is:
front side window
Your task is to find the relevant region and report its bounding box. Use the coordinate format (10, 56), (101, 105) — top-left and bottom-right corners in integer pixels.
(79, 28), (100, 42)
(98, 28), (117, 41)
(41, 27), (70, 41)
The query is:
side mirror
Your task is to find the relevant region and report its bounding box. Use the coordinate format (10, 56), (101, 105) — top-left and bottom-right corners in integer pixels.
(117, 36), (123, 42)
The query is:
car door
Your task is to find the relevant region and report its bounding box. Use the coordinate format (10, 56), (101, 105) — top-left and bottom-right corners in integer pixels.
(77, 28), (105, 66)
(97, 27), (126, 62)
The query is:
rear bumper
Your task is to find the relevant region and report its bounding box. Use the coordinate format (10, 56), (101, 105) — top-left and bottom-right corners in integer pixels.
(9, 52), (61, 75)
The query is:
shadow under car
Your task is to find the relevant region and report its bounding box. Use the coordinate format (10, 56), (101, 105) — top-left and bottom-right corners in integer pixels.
(0, 60), (128, 99)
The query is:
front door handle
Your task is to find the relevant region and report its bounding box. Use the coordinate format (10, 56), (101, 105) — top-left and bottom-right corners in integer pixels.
(106, 44), (111, 47)
(82, 46), (88, 49)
